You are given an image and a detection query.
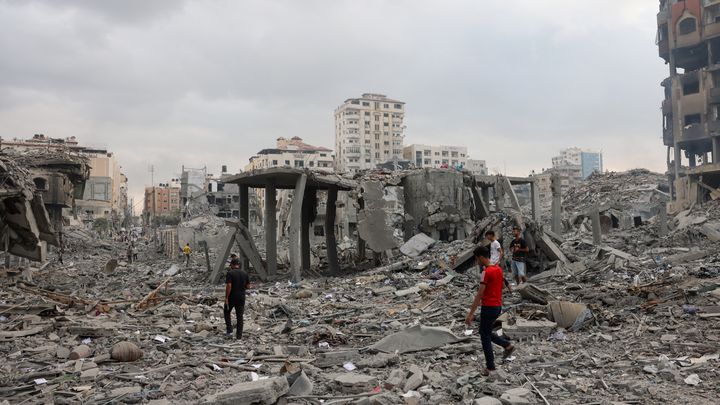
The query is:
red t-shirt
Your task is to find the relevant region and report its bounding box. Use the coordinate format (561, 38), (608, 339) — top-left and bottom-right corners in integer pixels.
(480, 265), (504, 307)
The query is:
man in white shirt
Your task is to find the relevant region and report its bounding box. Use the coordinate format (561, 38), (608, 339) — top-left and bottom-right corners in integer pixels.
(485, 230), (503, 265)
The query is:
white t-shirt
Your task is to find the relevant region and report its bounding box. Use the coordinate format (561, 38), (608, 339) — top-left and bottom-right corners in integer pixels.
(490, 240), (502, 265)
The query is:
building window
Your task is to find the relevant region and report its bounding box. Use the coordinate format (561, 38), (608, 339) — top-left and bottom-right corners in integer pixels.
(678, 17), (697, 35)
(684, 114), (701, 125)
(285, 160), (290, 166)
(351, 100), (359, 105)
(33, 178), (48, 190)
(394, 104), (402, 109)
(362, 102), (370, 106)
(364, 111), (370, 116)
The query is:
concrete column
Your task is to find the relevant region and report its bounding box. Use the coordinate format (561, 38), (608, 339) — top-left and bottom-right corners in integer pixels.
(658, 203), (668, 237)
(300, 188), (315, 274)
(591, 205), (602, 246)
(239, 185), (249, 269)
(481, 187), (491, 208)
(494, 178), (505, 211)
(288, 174), (307, 283)
(264, 179), (277, 276)
(674, 144), (682, 176)
(689, 153), (697, 168)
(530, 181), (540, 221)
(551, 173), (562, 234)
(357, 196), (366, 260)
(713, 137), (720, 164)
(325, 186), (339, 273)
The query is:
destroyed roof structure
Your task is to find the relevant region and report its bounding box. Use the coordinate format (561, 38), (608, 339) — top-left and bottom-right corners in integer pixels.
(0, 152), (57, 261)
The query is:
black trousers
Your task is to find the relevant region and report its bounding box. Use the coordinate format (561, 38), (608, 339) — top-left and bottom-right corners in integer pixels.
(224, 299), (245, 337)
(479, 306), (511, 370)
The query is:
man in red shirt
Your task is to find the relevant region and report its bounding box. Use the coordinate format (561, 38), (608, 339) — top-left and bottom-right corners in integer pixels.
(465, 245), (515, 375)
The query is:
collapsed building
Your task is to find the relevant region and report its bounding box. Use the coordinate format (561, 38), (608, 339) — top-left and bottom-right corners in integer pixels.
(0, 149), (88, 262)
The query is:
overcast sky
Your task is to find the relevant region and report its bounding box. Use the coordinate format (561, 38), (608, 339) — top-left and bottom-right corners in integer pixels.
(0, 0), (667, 208)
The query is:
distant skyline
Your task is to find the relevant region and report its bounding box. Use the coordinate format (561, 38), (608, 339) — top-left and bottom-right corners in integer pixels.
(0, 1), (667, 205)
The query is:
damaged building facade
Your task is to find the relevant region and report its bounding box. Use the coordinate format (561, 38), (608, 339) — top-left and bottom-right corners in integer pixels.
(658, 0), (720, 209)
(1, 135), (128, 226)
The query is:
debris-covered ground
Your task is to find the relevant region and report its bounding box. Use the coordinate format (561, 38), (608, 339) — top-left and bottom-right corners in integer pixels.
(1, 169), (720, 405)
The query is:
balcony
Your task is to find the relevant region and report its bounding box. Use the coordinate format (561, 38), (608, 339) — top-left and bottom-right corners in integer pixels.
(657, 9), (669, 26)
(658, 39), (670, 60)
(663, 126), (674, 146)
(662, 98), (673, 114)
(682, 123), (706, 141)
(710, 87), (720, 104)
(706, 21), (720, 39)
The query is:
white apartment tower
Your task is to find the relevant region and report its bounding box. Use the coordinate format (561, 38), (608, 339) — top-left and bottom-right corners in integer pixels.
(334, 93), (405, 172)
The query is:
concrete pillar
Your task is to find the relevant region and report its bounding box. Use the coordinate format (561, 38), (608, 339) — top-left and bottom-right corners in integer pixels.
(551, 173), (562, 234)
(658, 203), (668, 237)
(494, 177), (505, 211)
(591, 205), (602, 246)
(357, 196), (366, 260)
(689, 153), (697, 168)
(481, 187), (491, 209)
(288, 174), (307, 283)
(264, 179), (277, 276)
(300, 188), (315, 274)
(239, 185), (249, 269)
(325, 186), (339, 274)
(713, 137), (720, 164)
(530, 181), (540, 221)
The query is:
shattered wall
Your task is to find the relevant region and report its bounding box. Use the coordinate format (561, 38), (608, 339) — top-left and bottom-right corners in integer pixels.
(402, 169), (473, 242)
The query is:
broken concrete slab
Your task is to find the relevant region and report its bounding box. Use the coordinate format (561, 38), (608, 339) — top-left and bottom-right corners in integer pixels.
(201, 377), (289, 405)
(503, 319), (557, 339)
(516, 283), (553, 305)
(547, 301), (592, 331)
(287, 370), (313, 396)
(370, 325), (465, 354)
(499, 387), (534, 405)
(667, 250), (709, 265)
(474, 397), (502, 405)
(314, 349), (360, 368)
(400, 233), (436, 257)
(333, 373), (378, 394)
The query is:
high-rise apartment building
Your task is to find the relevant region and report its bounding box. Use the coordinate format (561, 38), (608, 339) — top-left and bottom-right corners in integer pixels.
(334, 93), (405, 172)
(657, 0), (720, 207)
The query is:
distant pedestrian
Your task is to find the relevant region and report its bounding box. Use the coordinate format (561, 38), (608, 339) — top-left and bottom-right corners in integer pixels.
(131, 242), (138, 262)
(509, 227), (529, 284)
(465, 245), (515, 376)
(182, 243), (192, 267)
(126, 243), (133, 264)
(224, 258), (250, 339)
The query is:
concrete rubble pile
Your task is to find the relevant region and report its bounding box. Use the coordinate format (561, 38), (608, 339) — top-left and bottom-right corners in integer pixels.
(1, 168), (719, 404)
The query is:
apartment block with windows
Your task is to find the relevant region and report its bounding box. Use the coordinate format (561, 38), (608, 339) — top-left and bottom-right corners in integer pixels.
(144, 184), (181, 217)
(334, 93), (405, 172)
(657, 0), (720, 206)
(402, 144), (468, 169)
(245, 137), (333, 172)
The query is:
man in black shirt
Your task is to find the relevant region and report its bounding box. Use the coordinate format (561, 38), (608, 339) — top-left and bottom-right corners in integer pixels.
(509, 227), (529, 285)
(224, 258), (250, 339)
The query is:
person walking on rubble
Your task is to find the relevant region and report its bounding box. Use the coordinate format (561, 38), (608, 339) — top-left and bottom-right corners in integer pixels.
(131, 242), (138, 262)
(224, 258), (250, 339)
(126, 243), (133, 264)
(465, 245), (515, 376)
(509, 227), (529, 285)
(182, 243), (192, 267)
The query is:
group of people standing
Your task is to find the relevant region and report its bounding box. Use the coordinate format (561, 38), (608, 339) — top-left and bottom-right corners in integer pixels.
(465, 226), (529, 376)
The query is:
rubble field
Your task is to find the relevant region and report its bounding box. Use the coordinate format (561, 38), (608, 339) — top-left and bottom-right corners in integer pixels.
(1, 169), (720, 405)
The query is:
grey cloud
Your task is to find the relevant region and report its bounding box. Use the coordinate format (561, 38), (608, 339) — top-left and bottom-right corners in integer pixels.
(0, 0), (668, 204)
